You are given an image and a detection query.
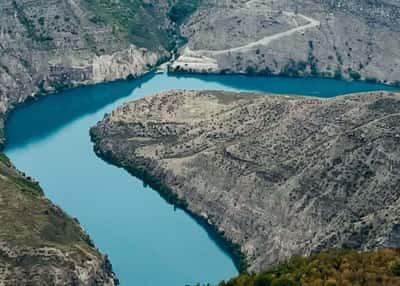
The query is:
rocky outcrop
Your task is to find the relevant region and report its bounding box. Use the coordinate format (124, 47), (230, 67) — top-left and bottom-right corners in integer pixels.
(0, 155), (118, 285)
(91, 89), (400, 272)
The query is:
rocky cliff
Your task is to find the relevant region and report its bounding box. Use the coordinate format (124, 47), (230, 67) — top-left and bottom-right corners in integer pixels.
(91, 89), (400, 272)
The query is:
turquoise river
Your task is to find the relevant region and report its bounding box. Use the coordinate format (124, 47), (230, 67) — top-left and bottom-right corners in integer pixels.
(4, 73), (396, 286)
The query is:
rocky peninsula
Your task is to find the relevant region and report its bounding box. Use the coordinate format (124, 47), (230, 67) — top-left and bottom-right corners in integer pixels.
(91, 89), (400, 272)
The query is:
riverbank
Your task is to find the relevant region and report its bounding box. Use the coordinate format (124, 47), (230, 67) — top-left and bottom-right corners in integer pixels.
(169, 50), (400, 87)
(167, 67), (400, 88)
(90, 129), (248, 273)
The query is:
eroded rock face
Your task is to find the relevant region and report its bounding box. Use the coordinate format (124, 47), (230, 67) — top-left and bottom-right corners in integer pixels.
(91, 90), (400, 272)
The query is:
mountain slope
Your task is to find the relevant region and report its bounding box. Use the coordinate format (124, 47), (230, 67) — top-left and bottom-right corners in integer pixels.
(173, 0), (400, 85)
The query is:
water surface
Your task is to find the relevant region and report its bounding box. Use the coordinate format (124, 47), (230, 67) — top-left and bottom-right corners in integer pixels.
(4, 73), (396, 285)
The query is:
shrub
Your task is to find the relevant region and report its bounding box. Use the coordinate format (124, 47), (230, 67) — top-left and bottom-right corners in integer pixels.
(126, 74), (136, 80)
(334, 67), (342, 79)
(38, 16), (45, 26)
(168, 0), (200, 24)
(254, 274), (272, 286)
(391, 261), (400, 276)
(246, 66), (257, 75)
(349, 70), (361, 81)
(365, 77), (379, 84)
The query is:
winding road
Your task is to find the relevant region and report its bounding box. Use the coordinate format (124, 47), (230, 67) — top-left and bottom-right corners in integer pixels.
(193, 11), (320, 56)
(171, 4), (321, 71)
